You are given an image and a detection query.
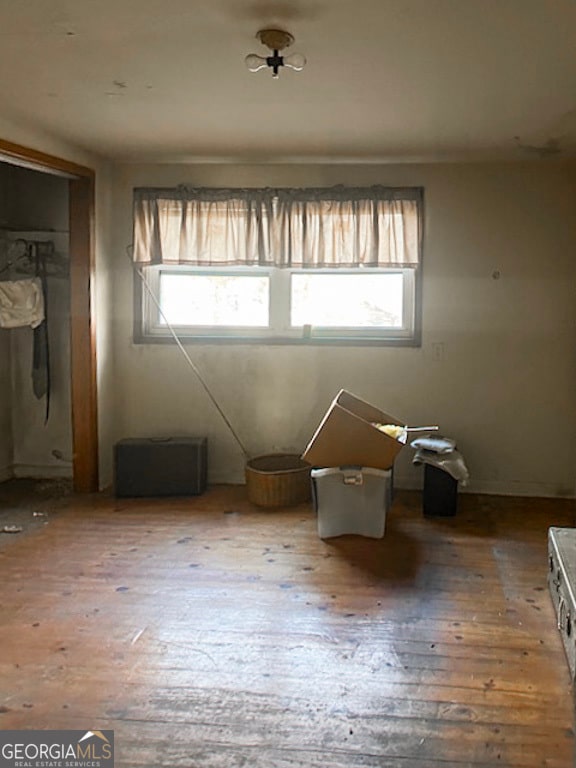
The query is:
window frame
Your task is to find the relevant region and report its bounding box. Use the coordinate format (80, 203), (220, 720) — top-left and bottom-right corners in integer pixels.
(134, 263), (422, 347)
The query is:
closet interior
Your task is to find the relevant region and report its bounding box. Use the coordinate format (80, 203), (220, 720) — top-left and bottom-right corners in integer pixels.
(0, 163), (71, 484)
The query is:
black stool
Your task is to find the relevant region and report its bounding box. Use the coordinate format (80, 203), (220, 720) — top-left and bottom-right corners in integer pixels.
(423, 463), (458, 517)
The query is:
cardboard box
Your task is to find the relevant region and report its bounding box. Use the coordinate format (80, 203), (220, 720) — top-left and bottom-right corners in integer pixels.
(302, 389), (405, 470)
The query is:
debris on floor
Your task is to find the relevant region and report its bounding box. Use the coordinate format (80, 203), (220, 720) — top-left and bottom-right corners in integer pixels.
(0, 477), (71, 549)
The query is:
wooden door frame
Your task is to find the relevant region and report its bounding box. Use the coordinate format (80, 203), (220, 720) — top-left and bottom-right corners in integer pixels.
(0, 138), (98, 493)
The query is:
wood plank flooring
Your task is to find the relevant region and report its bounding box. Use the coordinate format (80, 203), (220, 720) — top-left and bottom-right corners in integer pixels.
(0, 482), (574, 767)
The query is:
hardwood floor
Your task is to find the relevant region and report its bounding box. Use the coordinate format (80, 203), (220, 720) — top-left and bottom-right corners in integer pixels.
(0, 481), (574, 767)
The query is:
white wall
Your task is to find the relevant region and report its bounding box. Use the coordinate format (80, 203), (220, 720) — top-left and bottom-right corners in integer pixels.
(109, 161), (576, 497)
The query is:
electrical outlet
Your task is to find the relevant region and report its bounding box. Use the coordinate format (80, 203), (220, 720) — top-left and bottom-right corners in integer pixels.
(431, 342), (444, 361)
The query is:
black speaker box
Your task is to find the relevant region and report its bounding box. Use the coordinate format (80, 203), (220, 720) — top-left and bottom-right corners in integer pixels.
(114, 437), (208, 498)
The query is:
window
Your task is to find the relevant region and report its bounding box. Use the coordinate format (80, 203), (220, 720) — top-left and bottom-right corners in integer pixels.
(159, 270), (269, 328)
(133, 185), (423, 345)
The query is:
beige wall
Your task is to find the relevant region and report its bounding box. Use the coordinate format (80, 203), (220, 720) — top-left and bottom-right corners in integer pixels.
(0, 331), (12, 481)
(94, 165), (114, 488)
(0, 177), (12, 479)
(0, 115), (100, 171)
(108, 161), (576, 497)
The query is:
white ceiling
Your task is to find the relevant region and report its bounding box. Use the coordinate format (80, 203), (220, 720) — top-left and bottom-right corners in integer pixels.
(0, 0), (575, 163)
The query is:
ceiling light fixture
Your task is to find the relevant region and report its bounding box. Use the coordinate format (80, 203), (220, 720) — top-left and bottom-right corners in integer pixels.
(245, 29), (306, 79)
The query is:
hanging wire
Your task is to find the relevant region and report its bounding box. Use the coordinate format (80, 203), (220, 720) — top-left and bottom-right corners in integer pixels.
(0, 239), (58, 278)
(0, 239), (28, 277)
(126, 246), (250, 460)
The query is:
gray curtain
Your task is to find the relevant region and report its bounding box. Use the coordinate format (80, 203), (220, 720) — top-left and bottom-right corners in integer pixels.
(133, 185), (422, 268)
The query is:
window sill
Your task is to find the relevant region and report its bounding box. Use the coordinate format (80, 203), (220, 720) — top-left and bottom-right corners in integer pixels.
(133, 331), (422, 347)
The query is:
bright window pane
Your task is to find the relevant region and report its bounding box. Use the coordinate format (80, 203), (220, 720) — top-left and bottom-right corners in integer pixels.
(159, 273), (269, 327)
(291, 273), (404, 328)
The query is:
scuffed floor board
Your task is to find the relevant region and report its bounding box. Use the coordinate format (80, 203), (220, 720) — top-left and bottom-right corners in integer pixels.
(0, 484), (574, 767)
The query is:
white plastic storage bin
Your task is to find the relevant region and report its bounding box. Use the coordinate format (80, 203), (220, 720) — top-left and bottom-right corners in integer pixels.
(311, 467), (393, 539)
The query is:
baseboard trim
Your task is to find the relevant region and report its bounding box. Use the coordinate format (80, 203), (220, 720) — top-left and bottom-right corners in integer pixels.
(0, 465), (13, 483)
(12, 464), (72, 480)
(210, 468), (576, 499)
(210, 470), (246, 486)
(394, 473), (576, 499)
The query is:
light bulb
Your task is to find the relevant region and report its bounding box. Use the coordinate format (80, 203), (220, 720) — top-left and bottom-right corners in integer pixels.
(244, 54), (268, 72)
(283, 53), (306, 71)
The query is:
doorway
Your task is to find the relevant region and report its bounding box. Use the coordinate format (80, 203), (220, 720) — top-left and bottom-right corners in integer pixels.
(0, 138), (98, 493)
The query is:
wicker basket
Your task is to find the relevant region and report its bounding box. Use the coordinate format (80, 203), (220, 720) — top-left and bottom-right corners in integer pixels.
(245, 453), (312, 508)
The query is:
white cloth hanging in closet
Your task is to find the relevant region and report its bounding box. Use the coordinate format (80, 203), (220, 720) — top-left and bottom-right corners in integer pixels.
(0, 277), (45, 329)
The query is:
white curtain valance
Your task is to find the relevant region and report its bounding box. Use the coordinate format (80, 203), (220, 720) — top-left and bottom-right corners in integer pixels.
(133, 185), (423, 268)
